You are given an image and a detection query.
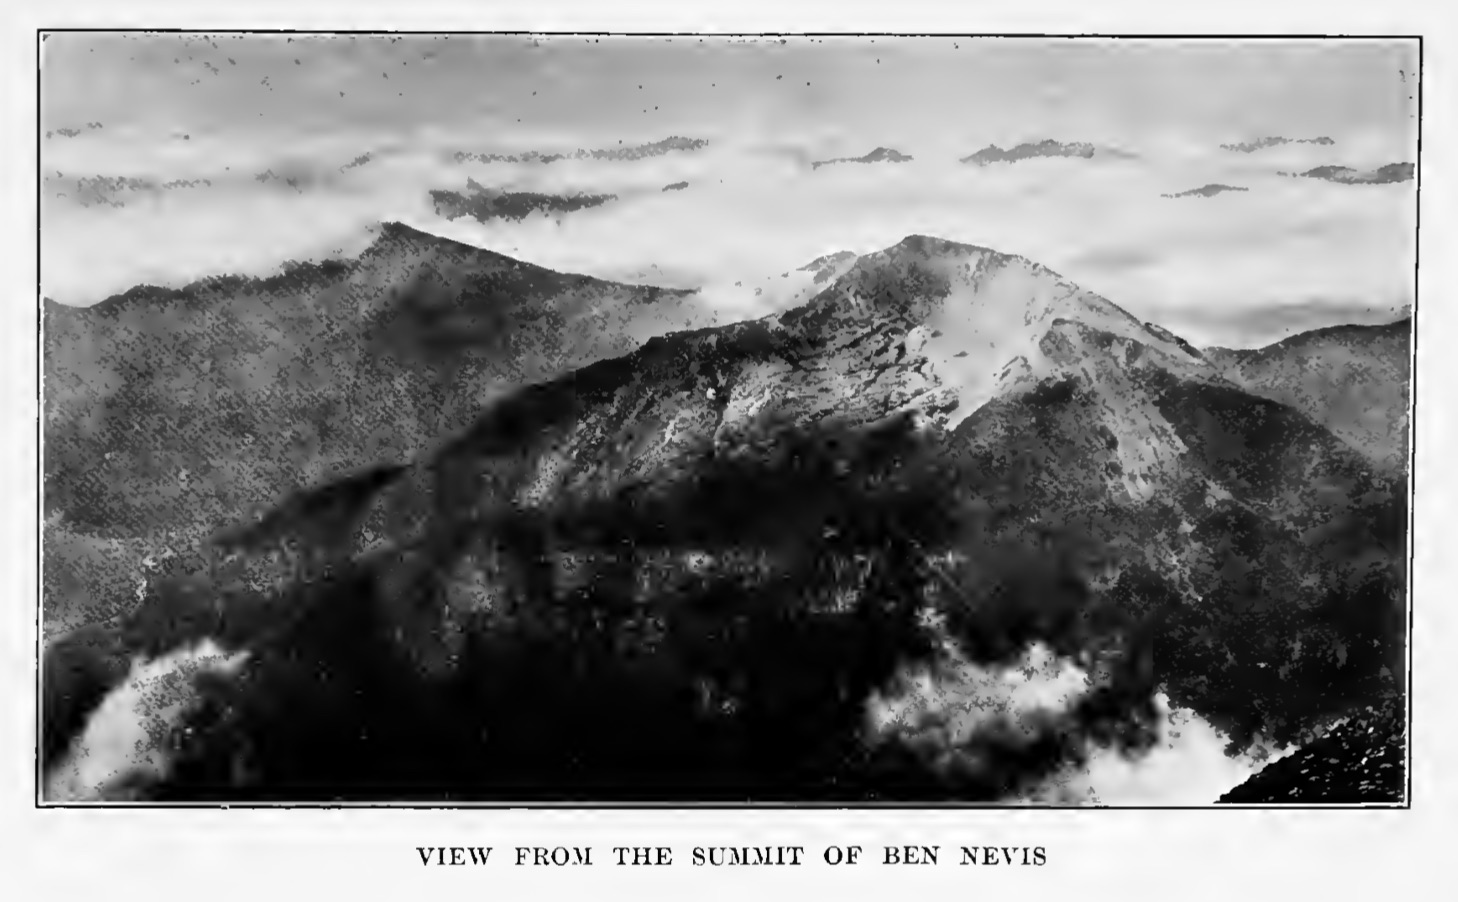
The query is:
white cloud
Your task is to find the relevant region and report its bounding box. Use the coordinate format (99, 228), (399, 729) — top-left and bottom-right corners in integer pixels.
(43, 127), (1414, 354)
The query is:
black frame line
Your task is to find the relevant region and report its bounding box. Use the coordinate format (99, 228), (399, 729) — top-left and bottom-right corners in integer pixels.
(33, 29), (1422, 811)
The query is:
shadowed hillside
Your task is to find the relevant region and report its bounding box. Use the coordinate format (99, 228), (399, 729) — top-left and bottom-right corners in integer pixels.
(43, 223), (700, 631)
(1207, 319), (1412, 476)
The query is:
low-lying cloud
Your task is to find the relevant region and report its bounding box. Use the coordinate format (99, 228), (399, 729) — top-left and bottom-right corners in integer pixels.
(865, 637), (1293, 804)
(1021, 694), (1294, 805)
(43, 639), (251, 802)
(40, 125), (1416, 336)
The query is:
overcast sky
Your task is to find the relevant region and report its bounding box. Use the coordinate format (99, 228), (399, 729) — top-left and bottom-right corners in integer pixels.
(41, 34), (1418, 345)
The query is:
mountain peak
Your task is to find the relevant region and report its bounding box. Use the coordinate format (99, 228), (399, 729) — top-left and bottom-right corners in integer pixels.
(885, 233), (999, 258)
(370, 221), (486, 255)
(362, 222), (578, 281)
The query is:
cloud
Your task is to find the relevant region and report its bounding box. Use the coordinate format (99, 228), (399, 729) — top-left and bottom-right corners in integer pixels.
(865, 633), (1297, 805)
(43, 639), (250, 802)
(40, 125), (1415, 327)
(867, 640), (1091, 747)
(1022, 694), (1295, 805)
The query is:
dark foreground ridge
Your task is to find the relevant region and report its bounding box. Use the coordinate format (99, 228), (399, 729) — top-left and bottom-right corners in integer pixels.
(1217, 700), (1405, 803)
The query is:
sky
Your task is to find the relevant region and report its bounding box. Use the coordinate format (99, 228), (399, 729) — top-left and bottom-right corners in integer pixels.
(41, 34), (1419, 346)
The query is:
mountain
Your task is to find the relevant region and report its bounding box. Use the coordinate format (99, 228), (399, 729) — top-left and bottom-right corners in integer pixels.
(1162, 184), (1249, 199)
(811, 147), (914, 170)
(430, 178), (620, 224)
(43, 234), (1408, 801)
(1220, 136), (1336, 153)
(961, 140), (1134, 166)
(451, 135), (710, 165)
(43, 223), (699, 627)
(797, 251), (858, 284)
(1280, 163), (1415, 186)
(1207, 319), (1411, 477)
(1144, 299), (1410, 350)
(1216, 699), (1405, 803)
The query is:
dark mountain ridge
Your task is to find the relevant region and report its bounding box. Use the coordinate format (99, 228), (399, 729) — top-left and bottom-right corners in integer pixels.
(1207, 317), (1411, 477)
(43, 223), (701, 628)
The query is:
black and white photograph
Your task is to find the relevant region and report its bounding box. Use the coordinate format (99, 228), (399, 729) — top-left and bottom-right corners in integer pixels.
(37, 32), (1416, 806)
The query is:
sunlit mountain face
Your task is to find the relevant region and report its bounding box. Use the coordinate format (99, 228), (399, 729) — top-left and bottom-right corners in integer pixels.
(40, 34), (1414, 805)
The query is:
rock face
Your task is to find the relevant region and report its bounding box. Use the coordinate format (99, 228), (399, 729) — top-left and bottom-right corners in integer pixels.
(42, 232), (1409, 802)
(1217, 700), (1405, 804)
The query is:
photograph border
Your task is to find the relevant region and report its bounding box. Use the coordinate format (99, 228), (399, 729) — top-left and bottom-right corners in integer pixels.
(33, 28), (1423, 811)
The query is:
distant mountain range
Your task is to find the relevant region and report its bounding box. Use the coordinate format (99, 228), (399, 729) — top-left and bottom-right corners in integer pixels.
(961, 140), (1135, 166)
(1279, 163), (1415, 185)
(42, 229), (1409, 801)
(1221, 136), (1336, 153)
(1144, 300), (1411, 352)
(449, 135), (710, 165)
(1162, 184), (1249, 199)
(430, 177), (619, 223)
(811, 147), (914, 170)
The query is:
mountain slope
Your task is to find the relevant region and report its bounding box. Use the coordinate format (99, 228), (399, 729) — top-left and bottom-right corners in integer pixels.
(44, 234), (1408, 801)
(1207, 319), (1411, 476)
(1216, 700), (1405, 803)
(43, 223), (699, 628)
